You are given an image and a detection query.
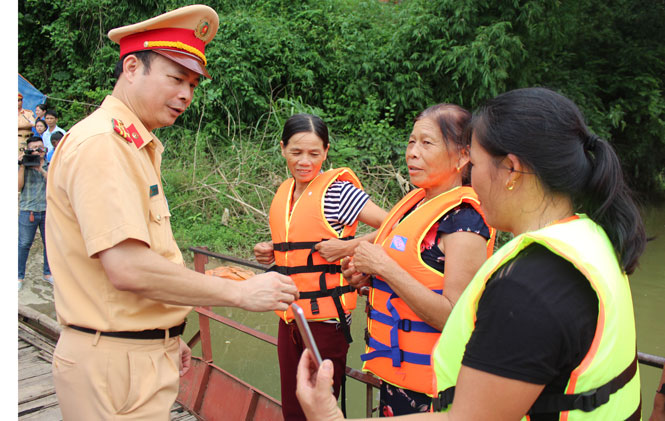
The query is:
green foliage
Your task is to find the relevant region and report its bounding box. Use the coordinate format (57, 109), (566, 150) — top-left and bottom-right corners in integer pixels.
(19, 0), (665, 252)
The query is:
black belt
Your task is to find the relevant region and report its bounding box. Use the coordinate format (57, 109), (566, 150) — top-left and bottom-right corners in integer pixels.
(68, 321), (186, 340)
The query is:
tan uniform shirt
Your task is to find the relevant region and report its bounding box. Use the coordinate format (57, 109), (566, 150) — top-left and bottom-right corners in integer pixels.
(18, 108), (35, 155)
(46, 95), (191, 331)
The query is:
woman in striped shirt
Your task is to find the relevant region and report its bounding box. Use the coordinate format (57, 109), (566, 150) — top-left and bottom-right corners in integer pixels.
(254, 113), (386, 421)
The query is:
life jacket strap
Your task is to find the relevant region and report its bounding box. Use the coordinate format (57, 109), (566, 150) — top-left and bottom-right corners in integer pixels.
(298, 283), (355, 344)
(299, 284), (355, 300)
(269, 263), (343, 276)
(272, 235), (354, 252)
(431, 386), (455, 412)
(368, 309), (439, 333)
(527, 354), (638, 415)
(432, 355), (639, 416)
(361, 336), (431, 367)
(372, 277), (442, 296)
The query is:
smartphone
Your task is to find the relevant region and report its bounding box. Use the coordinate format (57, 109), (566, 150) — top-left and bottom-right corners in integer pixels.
(291, 303), (323, 369)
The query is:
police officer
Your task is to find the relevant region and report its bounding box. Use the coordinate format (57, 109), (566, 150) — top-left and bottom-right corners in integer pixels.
(45, 5), (298, 420)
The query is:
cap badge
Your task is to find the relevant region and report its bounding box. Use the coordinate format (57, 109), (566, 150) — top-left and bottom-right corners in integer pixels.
(195, 20), (211, 41)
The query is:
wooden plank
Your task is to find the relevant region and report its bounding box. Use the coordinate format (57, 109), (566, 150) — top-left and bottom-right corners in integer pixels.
(18, 363), (51, 381)
(19, 405), (62, 421)
(19, 371), (55, 403)
(18, 392), (60, 418)
(19, 326), (56, 355)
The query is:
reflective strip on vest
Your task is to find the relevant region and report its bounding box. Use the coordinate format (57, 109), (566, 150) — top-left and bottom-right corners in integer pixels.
(432, 215), (641, 420)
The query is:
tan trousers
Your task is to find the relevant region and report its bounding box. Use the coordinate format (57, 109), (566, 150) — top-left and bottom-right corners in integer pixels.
(52, 326), (181, 420)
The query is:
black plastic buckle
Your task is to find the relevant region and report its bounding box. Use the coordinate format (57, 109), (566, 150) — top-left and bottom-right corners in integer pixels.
(364, 328), (370, 344)
(310, 298), (320, 315)
(365, 301), (373, 315)
(399, 319), (412, 332)
(574, 387), (609, 412)
(432, 393), (442, 412)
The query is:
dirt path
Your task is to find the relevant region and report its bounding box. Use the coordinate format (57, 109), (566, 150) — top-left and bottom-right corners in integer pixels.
(18, 230), (57, 320)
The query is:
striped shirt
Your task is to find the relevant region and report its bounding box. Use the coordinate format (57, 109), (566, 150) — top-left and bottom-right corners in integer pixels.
(323, 181), (370, 234)
(322, 180), (369, 324)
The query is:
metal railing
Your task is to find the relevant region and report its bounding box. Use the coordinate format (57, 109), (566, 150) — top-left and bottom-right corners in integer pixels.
(186, 246), (380, 417)
(186, 246), (664, 418)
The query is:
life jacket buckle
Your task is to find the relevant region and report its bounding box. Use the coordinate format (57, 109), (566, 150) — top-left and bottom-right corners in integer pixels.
(399, 319), (412, 332)
(310, 298), (320, 315)
(364, 328), (370, 344)
(575, 387), (609, 412)
(364, 301), (373, 315)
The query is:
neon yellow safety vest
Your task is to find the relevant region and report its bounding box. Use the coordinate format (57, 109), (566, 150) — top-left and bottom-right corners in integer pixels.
(432, 215), (641, 420)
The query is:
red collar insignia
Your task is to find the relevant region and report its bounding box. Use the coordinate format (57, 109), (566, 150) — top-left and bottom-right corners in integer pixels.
(112, 118), (144, 149)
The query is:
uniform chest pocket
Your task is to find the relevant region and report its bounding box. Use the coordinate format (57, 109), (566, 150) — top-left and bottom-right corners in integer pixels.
(148, 198), (172, 253)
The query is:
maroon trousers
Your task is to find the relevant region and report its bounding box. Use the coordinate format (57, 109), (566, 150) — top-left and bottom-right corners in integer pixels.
(278, 318), (349, 421)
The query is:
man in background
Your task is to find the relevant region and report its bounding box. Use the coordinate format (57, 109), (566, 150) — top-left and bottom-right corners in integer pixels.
(41, 109), (66, 151)
(18, 136), (51, 290)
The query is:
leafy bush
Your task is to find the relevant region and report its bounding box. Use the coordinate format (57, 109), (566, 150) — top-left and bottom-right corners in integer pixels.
(19, 0), (665, 253)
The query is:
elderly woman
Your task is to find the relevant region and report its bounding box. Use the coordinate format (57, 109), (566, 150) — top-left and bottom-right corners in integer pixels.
(296, 88), (646, 421)
(254, 113), (386, 420)
(329, 103), (495, 416)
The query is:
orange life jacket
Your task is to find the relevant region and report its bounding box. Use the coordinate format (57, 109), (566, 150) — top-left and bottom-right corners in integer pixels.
(269, 168), (362, 343)
(361, 186), (495, 394)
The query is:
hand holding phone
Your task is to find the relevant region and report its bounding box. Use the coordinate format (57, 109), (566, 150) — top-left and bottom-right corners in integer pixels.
(291, 303), (323, 369)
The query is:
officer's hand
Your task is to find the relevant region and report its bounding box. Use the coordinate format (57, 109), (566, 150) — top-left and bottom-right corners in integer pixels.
(253, 241), (275, 265)
(238, 272), (298, 312)
(178, 338), (192, 376)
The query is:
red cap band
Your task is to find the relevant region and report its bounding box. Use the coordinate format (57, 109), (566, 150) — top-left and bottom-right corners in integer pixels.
(118, 28), (206, 64)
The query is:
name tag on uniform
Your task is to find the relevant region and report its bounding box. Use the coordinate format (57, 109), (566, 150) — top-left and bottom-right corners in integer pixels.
(390, 235), (407, 252)
(149, 185), (159, 197)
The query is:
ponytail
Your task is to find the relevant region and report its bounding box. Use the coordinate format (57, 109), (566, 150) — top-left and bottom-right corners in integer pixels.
(580, 136), (646, 274)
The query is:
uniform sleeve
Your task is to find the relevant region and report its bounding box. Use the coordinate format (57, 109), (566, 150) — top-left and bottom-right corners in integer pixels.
(461, 244), (598, 386)
(62, 134), (151, 257)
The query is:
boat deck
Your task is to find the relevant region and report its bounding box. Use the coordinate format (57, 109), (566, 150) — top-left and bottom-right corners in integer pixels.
(18, 321), (197, 420)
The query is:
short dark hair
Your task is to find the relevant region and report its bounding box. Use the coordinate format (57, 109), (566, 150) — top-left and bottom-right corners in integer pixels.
(281, 113), (329, 149)
(34, 119), (47, 129)
(113, 50), (156, 79)
(36, 104), (47, 112)
(469, 87), (646, 274)
(51, 131), (65, 142)
(45, 109), (58, 119)
(26, 136), (44, 147)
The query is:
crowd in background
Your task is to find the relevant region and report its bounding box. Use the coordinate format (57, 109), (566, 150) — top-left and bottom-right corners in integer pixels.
(17, 93), (67, 291)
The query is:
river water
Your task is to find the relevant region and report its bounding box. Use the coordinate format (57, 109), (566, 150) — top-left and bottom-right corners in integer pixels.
(184, 204), (665, 419)
(17, 205), (664, 418)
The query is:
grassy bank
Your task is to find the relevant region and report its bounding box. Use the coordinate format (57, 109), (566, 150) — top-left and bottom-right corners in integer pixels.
(161, 117), (410, 259)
